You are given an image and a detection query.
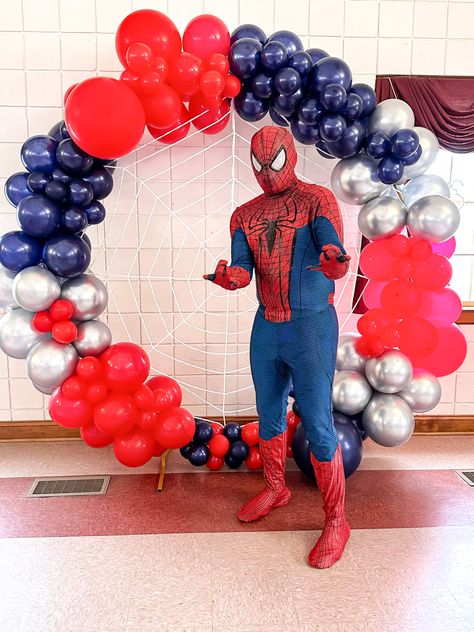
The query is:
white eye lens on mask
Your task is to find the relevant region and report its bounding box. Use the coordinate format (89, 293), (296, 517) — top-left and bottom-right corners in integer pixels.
(251, 152), (263, 173)
(270, 147), (286, 172)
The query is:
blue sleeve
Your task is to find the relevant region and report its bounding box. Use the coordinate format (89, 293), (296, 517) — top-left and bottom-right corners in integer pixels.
(231, 227), (254, 281)
(312, 216), (346, 255)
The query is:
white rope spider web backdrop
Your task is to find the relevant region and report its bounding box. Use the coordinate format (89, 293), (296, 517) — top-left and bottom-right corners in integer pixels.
(90, 111), (361, 421)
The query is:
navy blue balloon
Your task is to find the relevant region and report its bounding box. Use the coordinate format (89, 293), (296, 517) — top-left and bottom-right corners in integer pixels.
(365, 132), (391, 159)
(315, 139), (336, 160)
(235, 90), (269, 122)
(17, 194), (61, 238)
(223, 422), (241, 443)
(48, 120), (70, 142)
(27, 171), (50, 193)
(0, 231), (43, 272)
(288, 51), (312, 76)
(320, 114), (347, 142)
(193, 420), (213, 445)
(401, 144), (422, 166)
(350, 83), (376, 118)
(274, 67), (301, 96)
(269, 107), (289, 127)
(229, 38), (262, 79)
(84, 200), (106, 225)
(298, 98), (324, 125)
(291, 424), (314, 478)
(260, 40), (287, 74)
(5, 172), (32, 207)
(51, 168), (72, 185)
(231, 24), (266, 45)
(390, 128), (420, 159)
(229, 440), (249, 462)
(81, 232), (92, 251)
(288, 387), (295, 399)
(310, 57), (352, 95)
(267, 30), (303, 56)
(83, 166), (114, 200)
(224, 453), (243, 469)
(62, 208), (88, 234)
(378, 155), (404, 185)
(44, 180), (68, 202)
(273, 88), (304, 117)
(290, 117), (320, 145)
(21, 135), (58, 174)
(347, 412), (368, 441)
(68, 180), (94, 207)
(252, 73), (274, 99)
(341, 92), (364, 120)
(326, 121), (366, 159)
(180, 442), (195, 459)
(188, 444), (210, 466)
(57, 139), (94, 175)
(306, 48), (329, 65)
(42, 235), (91, 278)
(292, 400), (300, 416)
(333, 411), (363, 477)
(320, 83), (347, 112)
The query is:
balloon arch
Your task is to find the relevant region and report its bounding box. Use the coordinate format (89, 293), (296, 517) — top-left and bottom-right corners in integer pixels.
(0, 11), (466, 474)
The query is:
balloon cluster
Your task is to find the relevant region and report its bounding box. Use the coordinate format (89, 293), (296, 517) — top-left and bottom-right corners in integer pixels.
(366, 128), (420, 185)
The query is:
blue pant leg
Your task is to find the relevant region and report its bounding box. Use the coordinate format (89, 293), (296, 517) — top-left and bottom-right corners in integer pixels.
(283, 307), (339, 461)
(250, 314), (291, 440)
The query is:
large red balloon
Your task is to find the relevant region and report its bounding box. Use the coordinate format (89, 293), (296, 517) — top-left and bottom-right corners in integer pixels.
(241, 422), (259, 447)
(113, 429), (155, 467)
(412, 254), (452, 291)
(49, 387), (93, 429)
(359, 240), (397, 281)
(207, 455), (224, 471)
(147, 105), (191, 145)
(65, 78), (145, 159)
(93, 392), (137, 437)
(412, 324), (467, 377)
(142, 85), (182, 129)
(381, 280), (421, 318)
(101, 343), (150, 393)
(80, 423), (113, 448)
(208, 433), (230, 457)
(189, 94), (230, 134)
(146, 375), (182, 407)
(154, 406), (195, 449)
(398, 316), (439, 359)
(167, 52), (203, 100)
(183, 15), (230, 60)
(115, 10), (181, 67)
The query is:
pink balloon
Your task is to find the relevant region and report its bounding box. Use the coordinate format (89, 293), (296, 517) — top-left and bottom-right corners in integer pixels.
(432, 236), (456, 258)
(412, 324), (467, 377)
(363, 280), (385, 309)
(416, 288), (462, 326)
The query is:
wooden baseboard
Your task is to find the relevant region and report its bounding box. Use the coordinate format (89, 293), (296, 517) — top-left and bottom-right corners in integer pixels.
(0, 415), (473, 442)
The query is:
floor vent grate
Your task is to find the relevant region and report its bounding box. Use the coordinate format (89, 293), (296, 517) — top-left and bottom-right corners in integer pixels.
(455, 471), (474, 487)
(27, 476), (110, 498)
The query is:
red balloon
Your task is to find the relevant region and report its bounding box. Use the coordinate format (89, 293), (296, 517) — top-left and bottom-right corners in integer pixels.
(85, 381), (108, 404)
(207, 455), (224, 471)
(357, 308), (391, 337)
(409, 238), (432, 262)
(138, 71), (163, 96)
(125, 42), (153, 75)
(412, 254), (452, 291)
(416, 287), (462, 326)
(359, 240), (397, 281)
(168, 52), (203, 100)
(223, 75), (241, 98)
(50, 299), (74, 321)
(114, 429), (155, 467)
(154, 406), (195, 449)
(65, 78), (145, 159)
(381, 280), (421, 318)
(412, 324), (467, 377)
(286, 445), (293, 458)
(189, 94), (230, 134)
(32, 311), (53, 332)
(210, 421), (224, 435)
(147, 105), (191, 145)
(199, 70), (225, 98)
(120, 68), (141, 94)
(153, 442), (166, 457)
(208, 433), (230, 457)
(286, 411), (301, 432)
(368, 337), (385, 356)
(183, 15), (230, 60)
(241, 422), (259, 447)
(142, 85), (182, 129)
(207, 53), (230, 75)
(398, 316), (439, 358)
(245, 446), (263, 470)
(386, 234), (410, 257)
(101, 343), (150, 393)
(115, 10), (181, 67)
(146, 375), (182, 407)
(392, 257), (413, 279)
(93, 393), (138, 437)
(355, 336), (371, 357)
(153, 389), (174, 413)
(137, 410), (158, 431)
(133, 384), (155, 411)
(63, 83), (78, 105)
(49, 387), (93, 429)
(80, 423), (112, 448)
(62, 376), (84, 400)
(153, 56), (169, 80)
(52, 320), (77, 344)
(77, 356), (103, 382)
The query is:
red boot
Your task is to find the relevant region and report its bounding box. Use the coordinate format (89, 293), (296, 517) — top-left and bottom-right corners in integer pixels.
(308, 445), (350, 568)
(238, 432), (291, 523)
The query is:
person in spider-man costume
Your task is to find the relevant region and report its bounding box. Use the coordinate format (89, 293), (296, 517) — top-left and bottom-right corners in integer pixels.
(204, 126), (351, 568)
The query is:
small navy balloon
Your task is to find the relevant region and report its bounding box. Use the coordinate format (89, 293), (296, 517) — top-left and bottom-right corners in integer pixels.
(378, 155), (404, 185)
(267, 30), (303, 56)
(306, 48), (329, 65)
(319, 114), (347, 142)
(0, 231), (43, 272)
(273, 88), (304, 117)
(5, 172), (32, 207)
(17, 194), (61, 238)
(223, 422), (241, 443)
(288, 51), (312, 77)
(401, 144), (422, 166)
(326, 121), (366, 159)
(188, 444), (210, 466)
(274, 67), (301, 96)
(193, 420), (213, 445)
(350, 83), (376, 118)
(260, 40), (287, 74)
(57, 139), (94, 175)
(180, 442), (195, 460)
(235, 90), (270, 122)
(48, 120), (70, 142)
(231, 24), (266, 46)
(44, 180), (68, 202)
(229, 38), (262, 79)
(290, 117), (320, 145)
(341, 93), (364, 120)
(252, 73), (273, 99)
(391, 128), (420, 159)
(310, 57), (352, 94)
(365, 132), (391, 160)
(83, 166), (114, 200)
(21, 135), (58, 174)
(62, 208), (88, 234)
(320, 83), (347, 112)
(43, 235), (91, 278)
(298, 98), (324, 126)
(27, 171), (50, 193)
(269, 107), (289, 127)
(315, 139), (336, 159)
(229, 440), (249, 462)
(68, 180), (94, 207)
(51, 168), (72, 185)
(84, 200), (106, 225)
(224, 453), (244, 469)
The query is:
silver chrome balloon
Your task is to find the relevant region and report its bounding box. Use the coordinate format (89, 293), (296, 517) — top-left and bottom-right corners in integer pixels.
(26, 339), (78, 389)
(331, 155), (388, 205)
(398, 369), (441, 413)
(73, 319), (112, 357)
(332, 370), (372, 415)
(407, 194), (460, 243)
(336, 333), (367, 373)
(0, 309), (49, 359)
(403, 127), (439, 179)
(362, 393), (415, 447)
(365, 350), (413, 394)
(402, 174), (450, 208)
(0, 264), (18, 310)
(61, 274), (108, 321)
(367, 99), (415, 138)
(12, 266), (61, 312)
(33, 382), (55, 395)
(358, 196), (407, 241)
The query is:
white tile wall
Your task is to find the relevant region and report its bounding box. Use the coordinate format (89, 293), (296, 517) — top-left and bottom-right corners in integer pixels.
(0, 0), (473, 420)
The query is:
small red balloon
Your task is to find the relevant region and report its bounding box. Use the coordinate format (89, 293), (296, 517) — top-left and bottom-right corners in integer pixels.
(153, 56), (169, 79)
(32, 311), (53, 332)
(77, 356), (103, 382)
(241, 422), (259, 447)
(80, 423), (112, 448)
(208, 433), (230, 457)
(189, 93), (230, 134)
(245, 446), (263, 470)
(286, 411), (301, 431)
(137, 410), (159, 431)
(168, 52), (203, 100)
(386, 234), (409, 257)
(286, 445), (294, 458)
(93, 393), (138, 437)
(146, 375), (182, 407)
(52, 320), (78, 344)
(153, 442), (166, 457)
(199, 70), (225, 98)
(63, 83), (78, 105)
(120, 68), (140, 93)
(223, 75), (241, 98)
(101, 342), (150, 393)
(207, 53), (230, 75)
(154, 406), (195, 449)
(62, 376), (84, 400)
(138, 71), (163, 96)
(114, 429), (155, 467)
(133, 384), (155, 411)
(142, 85), (182, 129)
(359, 240), (397, 281)
(210, 421), (224, 435)
(85, 381), (108, 404)
(49, 387), (93, 429)
(409, 238), (432, 262)
(207, 455), (224, 471)
(50, 299), (74, 321)
(183, 14), (230, 60)
(398, 316), (439, 359)
(381, 280), (421, 318)
(147, 105), (191, 145)
(125, 42), (153, 75)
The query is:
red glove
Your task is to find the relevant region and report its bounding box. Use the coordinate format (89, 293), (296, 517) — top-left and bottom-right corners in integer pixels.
(307, 245), (350, 280)
(203, 259), (250, 290)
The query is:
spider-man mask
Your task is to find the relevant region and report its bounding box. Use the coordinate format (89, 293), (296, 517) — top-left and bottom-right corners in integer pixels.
(250, 126), (298, 195)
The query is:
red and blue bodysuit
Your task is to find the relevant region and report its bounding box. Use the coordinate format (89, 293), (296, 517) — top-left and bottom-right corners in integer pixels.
(205, 126), (351, 569)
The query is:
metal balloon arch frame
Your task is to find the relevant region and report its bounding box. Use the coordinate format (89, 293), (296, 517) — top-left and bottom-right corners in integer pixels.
(0, 10), (467, 473)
